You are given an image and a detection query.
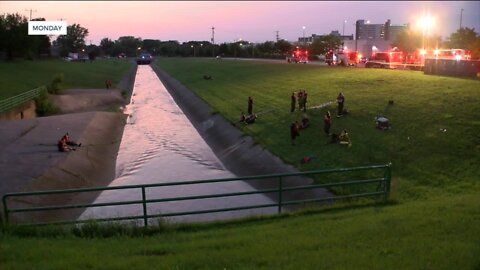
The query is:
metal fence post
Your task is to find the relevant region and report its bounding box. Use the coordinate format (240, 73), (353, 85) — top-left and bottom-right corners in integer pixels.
(278, 177), (283, 214)
(141, 187), (148, 227)
(384, 163), (392, 201)
(2, 196), (9, 226)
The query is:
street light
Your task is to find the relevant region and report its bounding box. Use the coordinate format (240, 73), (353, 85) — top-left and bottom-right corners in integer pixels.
(343, 20), (347, 36)
(417, 15), (434, 50)
(302, 26), (306, 47)
(190, 45), (195, 57)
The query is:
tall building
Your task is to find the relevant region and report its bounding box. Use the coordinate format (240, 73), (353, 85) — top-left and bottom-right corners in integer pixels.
(356, 19), (407, 41)
(352, 19), (407, 59)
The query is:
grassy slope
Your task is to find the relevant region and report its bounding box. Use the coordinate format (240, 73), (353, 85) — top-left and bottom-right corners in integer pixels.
(0, 58), (133, 99)
(1, 58), (479, 269)
(155, 58), (480, 201)
(1, 193), (479, 269)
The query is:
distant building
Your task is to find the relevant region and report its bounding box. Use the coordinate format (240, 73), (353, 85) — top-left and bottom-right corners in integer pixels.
(351, 19), (407, 58)
(298, 30), (353, 45)
(356, 19), (407, 42)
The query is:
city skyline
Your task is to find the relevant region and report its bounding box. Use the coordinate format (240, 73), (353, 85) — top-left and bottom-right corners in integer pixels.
(1, 1), (479, 45)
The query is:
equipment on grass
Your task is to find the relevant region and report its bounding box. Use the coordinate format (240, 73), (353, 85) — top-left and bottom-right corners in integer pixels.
(375, 116), (390, 130)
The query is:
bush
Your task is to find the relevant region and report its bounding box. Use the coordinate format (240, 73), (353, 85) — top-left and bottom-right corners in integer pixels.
(47, 73), (64, 94)
(34, 86), (59, 116)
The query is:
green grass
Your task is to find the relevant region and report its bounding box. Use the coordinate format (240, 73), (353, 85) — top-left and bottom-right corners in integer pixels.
(154, 58), (480, 201)
(1, 58), (479, 269)
(1, 192), (479, 269)
(0, 58), (133, 99)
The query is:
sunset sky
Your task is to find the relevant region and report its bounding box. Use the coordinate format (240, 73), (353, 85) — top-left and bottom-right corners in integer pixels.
(1, 1), (479, 45)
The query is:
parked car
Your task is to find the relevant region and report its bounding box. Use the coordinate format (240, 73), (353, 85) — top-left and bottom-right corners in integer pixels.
(137, 53), (152, 65)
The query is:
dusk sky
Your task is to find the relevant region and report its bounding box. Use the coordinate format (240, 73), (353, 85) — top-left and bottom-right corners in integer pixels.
(2, 1), (479, 45)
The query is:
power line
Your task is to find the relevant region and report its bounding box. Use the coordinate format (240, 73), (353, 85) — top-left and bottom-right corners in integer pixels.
(24, 8), (37, 20)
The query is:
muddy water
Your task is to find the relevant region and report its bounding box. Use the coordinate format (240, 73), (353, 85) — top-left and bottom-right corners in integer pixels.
(79, 65), (276, 224)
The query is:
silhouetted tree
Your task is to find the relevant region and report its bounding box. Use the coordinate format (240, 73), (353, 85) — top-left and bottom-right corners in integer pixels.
(55, 23), (89, 57)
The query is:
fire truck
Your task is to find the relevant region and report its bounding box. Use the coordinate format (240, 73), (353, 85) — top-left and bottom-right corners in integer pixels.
(287, 48), (309, 63)
(365, 51), (404, 69)
(325, 50), (362, 66)
(405, 48), (472, 71)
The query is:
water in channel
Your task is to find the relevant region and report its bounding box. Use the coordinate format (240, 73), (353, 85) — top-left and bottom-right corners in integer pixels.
(79, 65), (276, 224)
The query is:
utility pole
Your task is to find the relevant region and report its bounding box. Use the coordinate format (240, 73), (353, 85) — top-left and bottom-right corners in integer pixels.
(460, 8), (464, 29)
(276, 31), (279, 42)
(25, 8), (37, 20)
(211, 26), (215, 57)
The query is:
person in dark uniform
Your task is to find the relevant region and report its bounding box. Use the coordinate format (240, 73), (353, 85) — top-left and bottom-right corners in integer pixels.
(291, 92), (296, 113)
(297, 91), (303, 111)
(336, 92), (345, 117)
(303, 90), (308, 112)
(290, 121), (300, 145)
(323, 111), (332, 135)
(247, 96), (254, 115)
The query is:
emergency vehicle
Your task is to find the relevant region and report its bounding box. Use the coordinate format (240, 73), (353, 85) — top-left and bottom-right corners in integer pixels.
(287, 48), (309, 63)
(365, 51), (404, 69)
(405, 48), (472, 70)
(326, 50), (362, 66)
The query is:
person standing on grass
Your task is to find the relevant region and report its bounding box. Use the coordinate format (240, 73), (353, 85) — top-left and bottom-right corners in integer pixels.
(290, 121), (300, 145)
(303, 90), (308, 112)
(247, 96), (254, 115)
(336, 92), (345, 117)
(297, 90), (303, 111)
(291, 92), (296, 113)
(323, 111), (332, 135)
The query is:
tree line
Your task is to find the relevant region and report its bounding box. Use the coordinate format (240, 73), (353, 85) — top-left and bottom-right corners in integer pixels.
(1, 12), (479, 61)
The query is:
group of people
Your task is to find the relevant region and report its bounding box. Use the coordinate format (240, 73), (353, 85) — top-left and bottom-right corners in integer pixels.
(246, 92), (350, 146)
(291, 90), (309, 112)
(57, 132), (81, 152)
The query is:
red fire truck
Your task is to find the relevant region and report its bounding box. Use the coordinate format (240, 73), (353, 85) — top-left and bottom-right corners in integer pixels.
(405, 48), (472, 70)
(287, 48), (309, 63)
(325, 50), (362, 66)
(365, 51), (404, 69)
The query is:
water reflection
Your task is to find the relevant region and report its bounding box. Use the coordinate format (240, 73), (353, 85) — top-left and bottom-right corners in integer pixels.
(79, 65), (276, 224)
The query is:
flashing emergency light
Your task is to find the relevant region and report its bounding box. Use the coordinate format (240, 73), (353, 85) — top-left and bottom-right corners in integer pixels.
(420, 49), (427, 55)
(434, 49), (440, 55)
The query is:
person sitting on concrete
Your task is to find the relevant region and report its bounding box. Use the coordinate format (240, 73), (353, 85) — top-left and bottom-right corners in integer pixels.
(62, 132), (81, 147)
(57, 138), (74, 152)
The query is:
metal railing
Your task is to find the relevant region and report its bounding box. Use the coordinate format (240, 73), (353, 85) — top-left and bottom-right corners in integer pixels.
(2, 163), (392, 227)
(0, 87), (43, 113)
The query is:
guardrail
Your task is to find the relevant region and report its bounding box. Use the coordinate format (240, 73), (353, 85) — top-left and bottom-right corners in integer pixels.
(2, 163), (392, 227)
(0, 87), (43, 113)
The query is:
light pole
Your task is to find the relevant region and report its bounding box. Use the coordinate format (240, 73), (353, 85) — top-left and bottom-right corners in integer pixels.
(191, 45), (195, 57)
(200, 43), (203, 57)
(302, 26), (306, 47)
(343, 20), (347, 36)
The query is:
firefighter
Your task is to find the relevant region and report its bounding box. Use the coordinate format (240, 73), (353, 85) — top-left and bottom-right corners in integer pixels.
(290, 121), (300, 145)
(323, 111), (332, 135)
(291, 92), (296, 113)
(303, 90), (308, 112)
(247, 96), (254, 115)
(297, 91), (303, 111)
(336, 92), (345, 117)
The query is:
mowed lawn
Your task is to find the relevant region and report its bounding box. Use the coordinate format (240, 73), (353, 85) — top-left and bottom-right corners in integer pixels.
(155, 58), (480, 201)
(0, 58), (133, 99)
(1, 58), (479, 269)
